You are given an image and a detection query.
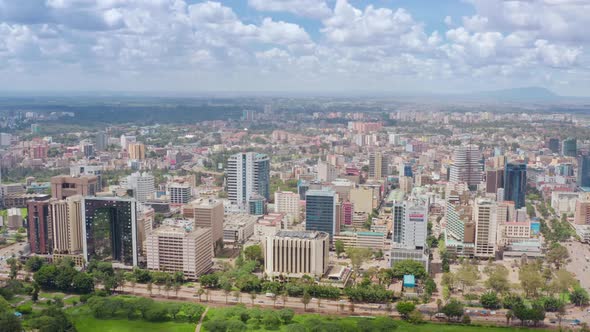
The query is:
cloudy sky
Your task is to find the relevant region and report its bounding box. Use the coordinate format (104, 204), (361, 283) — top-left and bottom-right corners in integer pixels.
(0, 0), (589, 96)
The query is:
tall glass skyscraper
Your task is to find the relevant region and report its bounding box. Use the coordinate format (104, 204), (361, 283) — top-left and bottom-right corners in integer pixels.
(226, 152), (270, 208)
(578, 155), (590, 188)
(504, 163), (527, 209)
(82, 197), (138, 266)
(562, 138), (577, 157)
(305, 189), (336, 239)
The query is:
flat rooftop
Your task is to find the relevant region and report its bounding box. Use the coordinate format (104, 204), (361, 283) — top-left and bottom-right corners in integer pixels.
(274, 230), (328, 239)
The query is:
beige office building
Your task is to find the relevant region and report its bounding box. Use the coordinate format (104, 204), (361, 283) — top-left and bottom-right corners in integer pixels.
(369, 152), (388, 179)
(474, 199), (497, 258)
(146, 226), (213, 280)
(183, 198), (224, 247)
(575, 200), (590, 225)
(51, 175), (98, 200)
(274, 191), (300, 222)
(49, 195), (83, 254)
(399, 176), (413, 194)
(350, 187), (374, 214)
(128, 143), (146, 160)
(264, 231), (329, 278)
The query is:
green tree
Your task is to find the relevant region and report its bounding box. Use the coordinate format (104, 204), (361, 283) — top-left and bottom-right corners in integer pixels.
(480, 292), (501, 309)
(407, 310), (424, 324)
(346, 247), (373, 273)
(441, 272), (456, 290)
(262, 311), (281, 330)
(461, 314), (471, 324)
(244, 244), (263, 263)
(227, 320), (247, 332)
(31, 282), (40, 303)
(502, 294), (524, 309)
(391, 259), (427, 279)
(34, 264), (59, 290)
(519, 262), (544, 298)
(0, 311), (22, 332)
(204, 319), (227, 332)
(335, 240), (345, 257)
(455, 262), (479, 291)
(6, 258), (19, 280)
(549, 269), (576, 297)
(505, 310), (514, 326)
(302, 291), (311, 311)
(72, 272), (94, 294)
(571, 286), (590, 306)
(200, 273), (219, 288)
(278, 308), (294, 324)
(395, 301), (416, 319)
(545, 243), (570, 270)
(484, 264), (510, 293)
(222, 281), (232, 304)
(374, 249), (384, 260)
(442, 299), (464, 321)
(424, 278), (437, 297)
(25, 256), (45, 272)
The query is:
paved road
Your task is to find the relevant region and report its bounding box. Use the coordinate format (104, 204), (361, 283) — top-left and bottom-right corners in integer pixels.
(564, 240), (590, 290)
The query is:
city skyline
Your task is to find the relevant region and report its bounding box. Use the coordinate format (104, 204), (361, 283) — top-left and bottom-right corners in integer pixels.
(0, 0), (589, 96)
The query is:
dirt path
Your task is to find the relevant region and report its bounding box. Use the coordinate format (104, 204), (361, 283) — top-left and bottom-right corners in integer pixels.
(195, 307), (209, 332)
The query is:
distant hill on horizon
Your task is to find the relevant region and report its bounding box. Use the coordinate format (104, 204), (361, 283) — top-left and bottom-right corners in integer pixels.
(468, 86), (560, 102)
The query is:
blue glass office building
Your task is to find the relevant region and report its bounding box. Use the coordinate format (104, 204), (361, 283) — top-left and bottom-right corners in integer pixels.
(305, 189), (336, 238)
(403, 164), (413, 177)
(504, 163), (527, 209)
(578, 155), (590, 188)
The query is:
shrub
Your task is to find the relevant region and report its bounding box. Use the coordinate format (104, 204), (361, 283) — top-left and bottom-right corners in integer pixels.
(407, 309), (424, 324)
(79, 294), (92, 303)
(461, 315), (471, 324)
(145, 307), (169, 322)
(16, 304), (32, 314)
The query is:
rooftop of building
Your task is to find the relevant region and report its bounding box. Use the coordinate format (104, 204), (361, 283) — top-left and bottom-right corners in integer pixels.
(306, 188), (335, 196)
(225, 214), (259, 226)
(387, 190), (405, 202)
(153, 224), (210, 237)
(168, 182), (191, 188)
(187, 197), (222, 207)
(274, 230), (328, 240)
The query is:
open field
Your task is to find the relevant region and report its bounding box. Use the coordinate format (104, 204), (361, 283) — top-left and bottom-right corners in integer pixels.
(66, 307), (196, 332)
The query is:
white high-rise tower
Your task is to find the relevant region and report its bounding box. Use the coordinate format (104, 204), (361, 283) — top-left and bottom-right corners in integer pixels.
(449, 145), (483, 189)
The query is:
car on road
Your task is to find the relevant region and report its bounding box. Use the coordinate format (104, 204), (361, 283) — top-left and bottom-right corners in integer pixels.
(434, 313), (447, 320)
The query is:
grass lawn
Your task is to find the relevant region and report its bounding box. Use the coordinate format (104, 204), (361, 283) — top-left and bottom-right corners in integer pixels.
(204, 307), (548, 332)
(7, 295), (26, 304)
(40, 292), (66, 298)
(66, 307), (196, 332)
(64, 295), (80, 305)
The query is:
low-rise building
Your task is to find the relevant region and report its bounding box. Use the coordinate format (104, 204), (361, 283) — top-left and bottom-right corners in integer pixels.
(264, 230), (329, 278)
(333, 231), (386, 250)
(223, 214), (257, 245)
